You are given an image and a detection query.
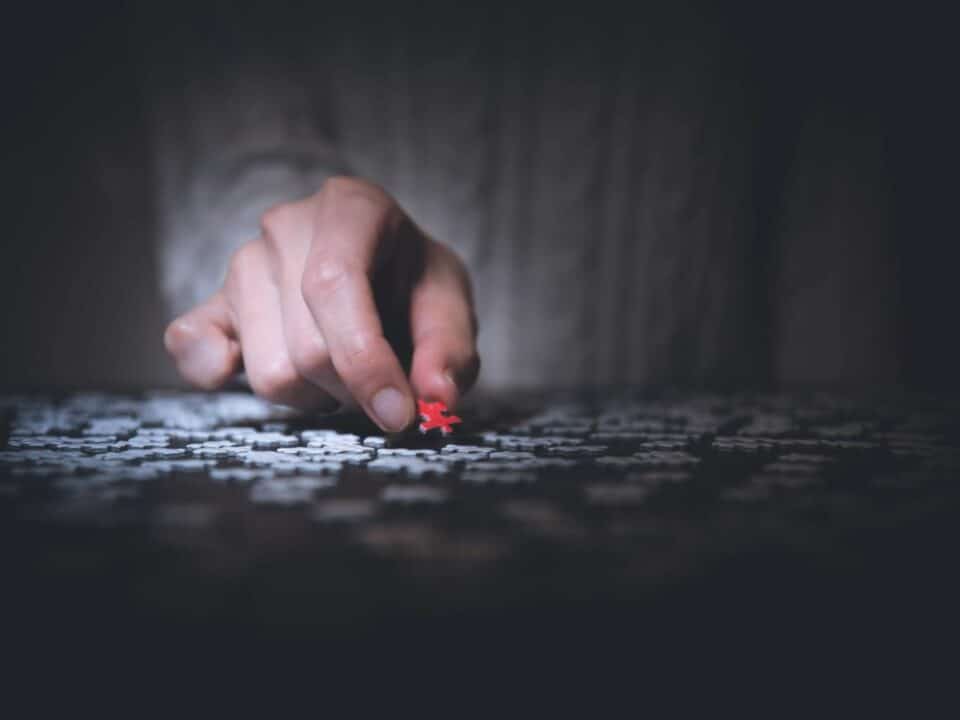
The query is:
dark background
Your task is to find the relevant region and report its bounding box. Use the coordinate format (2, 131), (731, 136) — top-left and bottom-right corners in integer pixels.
(1, 0), (956, 392)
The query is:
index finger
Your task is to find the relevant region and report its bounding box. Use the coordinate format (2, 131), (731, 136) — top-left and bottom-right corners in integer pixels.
(300, 178), (416, 433)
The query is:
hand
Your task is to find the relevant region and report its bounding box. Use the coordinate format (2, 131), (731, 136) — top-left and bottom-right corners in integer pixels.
(164, 177), (480, 432)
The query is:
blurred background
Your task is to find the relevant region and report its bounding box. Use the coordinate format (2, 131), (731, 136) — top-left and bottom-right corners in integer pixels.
(1, 0), (956, 393)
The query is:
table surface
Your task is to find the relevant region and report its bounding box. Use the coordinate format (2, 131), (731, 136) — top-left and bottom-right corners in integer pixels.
(2, 388), (959, 657)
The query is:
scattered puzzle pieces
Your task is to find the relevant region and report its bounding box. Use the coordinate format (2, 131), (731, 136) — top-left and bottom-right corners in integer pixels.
(417, 399), (462, 436)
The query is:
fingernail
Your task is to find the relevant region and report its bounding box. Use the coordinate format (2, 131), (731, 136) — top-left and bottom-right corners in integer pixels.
(370, 387), (412, 432)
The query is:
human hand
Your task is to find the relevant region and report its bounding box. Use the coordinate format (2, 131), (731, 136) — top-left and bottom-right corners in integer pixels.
(164, 177), (480, 432)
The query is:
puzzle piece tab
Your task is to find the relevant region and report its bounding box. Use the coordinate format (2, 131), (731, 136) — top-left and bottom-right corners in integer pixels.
(417, 399), (462, 436)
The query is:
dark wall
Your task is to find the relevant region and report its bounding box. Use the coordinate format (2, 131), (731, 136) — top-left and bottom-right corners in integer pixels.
(1, 1), (956, 391)
(2, 3), (172, 389)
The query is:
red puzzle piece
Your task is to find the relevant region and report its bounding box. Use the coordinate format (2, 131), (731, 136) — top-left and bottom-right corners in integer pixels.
(417, 399), (462, 436)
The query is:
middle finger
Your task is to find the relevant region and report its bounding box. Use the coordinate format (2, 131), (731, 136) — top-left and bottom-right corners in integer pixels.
(225, 241), (337, 411)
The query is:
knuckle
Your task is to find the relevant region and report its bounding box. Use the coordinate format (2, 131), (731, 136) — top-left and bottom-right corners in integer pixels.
(250, 357), (301, 402)
(259, 201), (298, 238)
(450, 251), (474, 295)
(436, 239), (466, 269)
(301, 258), (355, 302)
(338, 331), (389, 386)
(290, 337), (332, 377)
(318, 176), (397, 224)
(430, 240), (475, 300)
(259, 228), (282, 258)
(320, 176), (387, 205)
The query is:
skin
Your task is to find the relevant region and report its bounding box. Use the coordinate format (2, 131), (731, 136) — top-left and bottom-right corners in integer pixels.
(164, 176), (480, 433)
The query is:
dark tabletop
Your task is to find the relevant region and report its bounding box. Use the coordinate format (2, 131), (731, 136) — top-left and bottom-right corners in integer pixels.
(2, 388), (958, 682)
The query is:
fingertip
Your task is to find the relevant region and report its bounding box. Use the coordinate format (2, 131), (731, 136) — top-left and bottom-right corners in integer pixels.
(163, 317), (192, 358)
(165, 318), (238, 390)
(410, 341), (480, 409)
(369, 385), (416, 432)
(411, 366), (460, 408)
(323, 330), (416, 431)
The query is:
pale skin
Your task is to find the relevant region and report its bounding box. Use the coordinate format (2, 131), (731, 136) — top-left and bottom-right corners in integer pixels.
(164, 177), (480, 433)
